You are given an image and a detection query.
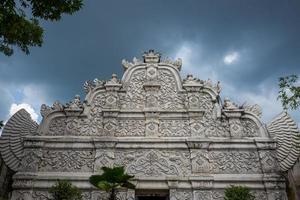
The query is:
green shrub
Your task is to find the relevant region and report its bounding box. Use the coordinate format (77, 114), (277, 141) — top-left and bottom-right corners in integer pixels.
(224, 185), (255, 200)
(49, 180), (83, 200)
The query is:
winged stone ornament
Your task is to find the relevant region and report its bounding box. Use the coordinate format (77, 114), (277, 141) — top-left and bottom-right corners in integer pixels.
(0, 109), (38, 171)
(267, 112), (300, 172)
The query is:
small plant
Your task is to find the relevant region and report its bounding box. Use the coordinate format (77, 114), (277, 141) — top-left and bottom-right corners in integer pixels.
(49, 180), (83, 200)
(224, 185), (255, 200)
(89, 166), (135, 200)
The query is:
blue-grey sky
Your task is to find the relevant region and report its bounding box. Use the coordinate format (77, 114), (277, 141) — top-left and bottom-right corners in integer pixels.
(0, 0), (299, 125)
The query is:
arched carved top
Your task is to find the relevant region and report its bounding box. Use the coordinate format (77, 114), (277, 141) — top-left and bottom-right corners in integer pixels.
(35, 50), (271, 139)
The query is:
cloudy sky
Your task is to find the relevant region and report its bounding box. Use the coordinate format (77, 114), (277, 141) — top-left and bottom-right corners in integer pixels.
(0, 0), (299, 125)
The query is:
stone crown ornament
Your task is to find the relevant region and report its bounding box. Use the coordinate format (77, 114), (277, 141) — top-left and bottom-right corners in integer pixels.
(0, 50), (299, 200)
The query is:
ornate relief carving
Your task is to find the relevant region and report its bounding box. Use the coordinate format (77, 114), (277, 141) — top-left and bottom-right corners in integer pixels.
(211, 191), (224, 200)
(95, 150), (115, 171)
(259, 150), (279, 173)
(170, 189), (192, 200)
(120, 69), (146, 110)
(82, 191), (91, 200)
(244, 104), (262, 118)
(187, 92), (214, 111)
(252, 191), (267, 200)
(193, 191), (212, 200)
(11, 190), (32, 200)
(115, 150), (190, 176)
(159, 120), (190, 137)
(21, 149), (42, 172)
(91, 191), (109, 200)
(229, 118), (243, 138)
(48, 117), (67, 135)
(210, 151), (261, 173)
(32, 191), (50, 200)
(40, 101), (63, 118)
(158, 69), (185, 110)
(241, 118), (259, 137)
(116, 120), (145, 136)
(40, 150), (95, 172)
(191, 113), (230, 137)
(191, 150), (211, 173)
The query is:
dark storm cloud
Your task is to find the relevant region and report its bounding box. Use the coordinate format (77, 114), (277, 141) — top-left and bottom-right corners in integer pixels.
(1, 0), (300, 121)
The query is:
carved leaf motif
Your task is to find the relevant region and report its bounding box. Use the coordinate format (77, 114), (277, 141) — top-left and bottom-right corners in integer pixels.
(115, 150), (190, 176)
(159, 120), (190, 137)
(40, 150), (95, 172)
(241, 119), (259, 137)
(116, 120), (145, 136)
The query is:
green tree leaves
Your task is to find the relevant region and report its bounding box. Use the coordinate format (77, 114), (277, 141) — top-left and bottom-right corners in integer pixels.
(49, 180), (83, 200)
(0, 0), (83, 56)
(278, 75), (300, 110)
(224, 185), (255, 200)
(89, 166), (135, 200)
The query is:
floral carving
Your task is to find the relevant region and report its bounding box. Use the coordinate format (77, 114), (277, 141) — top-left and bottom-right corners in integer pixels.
(120, 69), (146, 110)
(210, 151), (261, 173)
(40, 150), (95, 172)
(32, 191), (50, 200)
(241, 118), (259, 137)
(48, 117), (67, 135)
(159, 120), (190, 137)
(259, 150), (279, 173)
(191, 150), (211, 173)
(170, 189), (192, 200)
(115, 150), (190, 176)
(21, 149), (42, 172)
(116, 120), (145, 136)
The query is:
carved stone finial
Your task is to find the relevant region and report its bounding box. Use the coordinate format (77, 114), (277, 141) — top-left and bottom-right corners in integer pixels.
(243, 104), (262, 118)
(65, 95), (83, 110)
(183, 74), (201, 84)
(122, 59), (133, 70)
(223, 97), (238, 110)
(143, 49), (161, 63)
(106, 73), (120, 84)
(40, 101), (63, 118)
(216, 81), (221, 94)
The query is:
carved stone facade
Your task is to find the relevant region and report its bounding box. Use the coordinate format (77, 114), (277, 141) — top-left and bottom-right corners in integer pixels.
(1, 50), (297, 200)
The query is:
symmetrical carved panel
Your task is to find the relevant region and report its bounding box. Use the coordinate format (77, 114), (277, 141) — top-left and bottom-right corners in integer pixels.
(170, 189), (192, 200)
(191, 150), (261, 174)
(241, 118), (260, 137)
(20, 149), (42, 172)
(40, 150), (95, 172)
(259, 150), (279, 173)
(120, 69), (146, 110)
(159, 120), (190, 137)
(116, 120), (145, 136)
(115, 150), (190, 176)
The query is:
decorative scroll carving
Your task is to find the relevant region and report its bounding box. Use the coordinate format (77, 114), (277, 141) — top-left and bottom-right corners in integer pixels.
(159, 120), (190, 137)
(241, 118), (260, 137)
(187, 92), (214, 110)
(210, 151), (261, 173)
(95, 150), (115, 171)
(170, 189), (192, 200)
(244, 104), (262, 118)
(64, 95), (84, 111)
(49, 117), (67, 135)
(0, 109), (38, 171)
(252, 191), (267, 200)
(32, 191), (50, 200)
(267, 112), (300, 171)
(40, 150), (94, 172)
(116, 120), (145, 136)
(120, 69), (146, 110)
(191, 150), (211, 173)
(211, 191), (224, 200)
(193, 191), (212, 200)
(229, 118), (243, 138)
(11, 190), (32, 200)
(259, 150), (279, 173)
(21, 149), (42, 172)
(91, 191), (109, 200)
(191, 113), (230, 137)
(158, 69), (185, 110)
(40, 101), (63, 118)
(49, 117), (103, 136)
(115, 150), (190, 176)
(81, 192), (91, 200)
